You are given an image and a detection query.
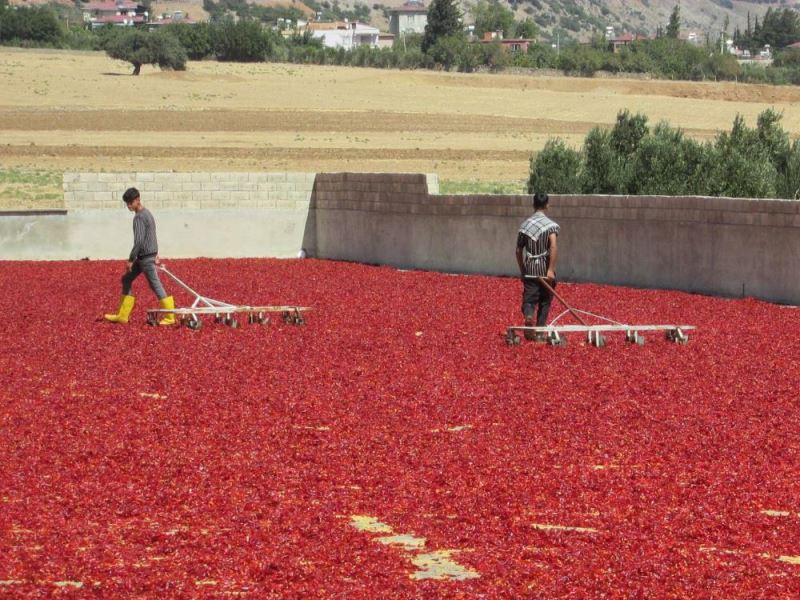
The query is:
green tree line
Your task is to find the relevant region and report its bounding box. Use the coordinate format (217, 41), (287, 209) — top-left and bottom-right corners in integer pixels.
(529, 109), (800, 199)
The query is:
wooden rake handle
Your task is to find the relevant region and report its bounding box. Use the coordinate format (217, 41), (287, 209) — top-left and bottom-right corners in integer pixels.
(537, 277), (589, 326)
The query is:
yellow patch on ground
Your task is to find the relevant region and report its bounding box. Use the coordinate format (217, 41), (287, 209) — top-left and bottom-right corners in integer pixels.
(350, 515), (480, 581)
(165, 525), (190, 536)
(0, 580), (24, 585)
(431, 425), (472, 433)
(139, 392), (166, 399)
(53, 581), (83, 588)
(292, 425), (330, 431)
(11, 525), (33, 534)
(376, 534), (426, 552)
(410, 550), (480, 581)
(760, 510), (792, 517)
(532, 523), (599, 533)
(350, 515), (394, 534)
(701, 546), (800, 567)
(195, 580), (217, 586)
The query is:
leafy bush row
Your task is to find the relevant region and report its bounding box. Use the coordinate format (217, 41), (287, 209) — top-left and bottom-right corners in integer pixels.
(529, 109), (800, 199)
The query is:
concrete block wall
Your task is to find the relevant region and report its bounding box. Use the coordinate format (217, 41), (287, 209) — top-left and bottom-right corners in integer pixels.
(63, 172), (317, 211)
(308, 174), (800, 305)
(2, 170), (798, 304)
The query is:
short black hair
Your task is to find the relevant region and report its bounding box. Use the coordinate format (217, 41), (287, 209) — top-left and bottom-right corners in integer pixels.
(533, 191), (549, 209)
(122, 187), (140, 204)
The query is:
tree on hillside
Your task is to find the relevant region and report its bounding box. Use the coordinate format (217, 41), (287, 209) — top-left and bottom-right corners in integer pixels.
(105, 30), (187, 75)
(734, 8), (800, 51)
(515, 17), (538, 40)
(471, 0), (514, 39)
(666, 4), (680, 39)
(422, 0), (462, 52)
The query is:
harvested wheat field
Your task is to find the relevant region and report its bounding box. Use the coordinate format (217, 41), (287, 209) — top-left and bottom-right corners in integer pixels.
(3, 46), (800, 194)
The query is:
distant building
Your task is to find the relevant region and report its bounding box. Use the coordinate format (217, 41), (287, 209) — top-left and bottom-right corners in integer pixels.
(147, 11), (198, 29)
(608, 32), (648, 53)
(388, 0), (427, 36)
(308, 21), (380, 50)
(681, 31), (703, 46)
(377, 33), (396, 49)
(82, 1), (145, 29)
(480, 31), (530, 52)
(732, 43), (773, 65)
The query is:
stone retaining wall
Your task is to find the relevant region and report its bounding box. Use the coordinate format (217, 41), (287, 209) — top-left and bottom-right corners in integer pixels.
(1, 171), (797, 304)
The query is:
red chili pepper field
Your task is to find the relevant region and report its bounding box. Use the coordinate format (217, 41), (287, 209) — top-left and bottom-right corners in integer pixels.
(1, 258), (799, 597)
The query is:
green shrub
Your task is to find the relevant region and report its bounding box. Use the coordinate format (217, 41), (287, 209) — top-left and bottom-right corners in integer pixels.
(0, 5), (62, 45)
(528, 109), (797, 199)
(581, 127), (627, 194)
(211, 18), (273, 62)
(778, 140), (800, 199)
(629, 123), (712, 196)
(427, 34), (468, 71)
(527, 138), (581, 194)
(164, 22), (212, 60)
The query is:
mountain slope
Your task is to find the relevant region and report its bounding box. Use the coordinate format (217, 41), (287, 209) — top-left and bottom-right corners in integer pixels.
(371, 0), (793, 42)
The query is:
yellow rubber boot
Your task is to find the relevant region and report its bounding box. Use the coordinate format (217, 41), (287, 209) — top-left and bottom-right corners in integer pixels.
(158, 296), (176, 326)
(104, 295), (135, 323)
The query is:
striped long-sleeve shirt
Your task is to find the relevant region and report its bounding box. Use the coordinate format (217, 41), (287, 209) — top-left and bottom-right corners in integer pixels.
(129, 208), (159, 262)
(516, 212), (560, 278)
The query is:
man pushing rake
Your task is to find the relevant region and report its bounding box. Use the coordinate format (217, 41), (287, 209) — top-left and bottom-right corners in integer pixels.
(515, 191), (559, 342)
(104, 187), (175, 326)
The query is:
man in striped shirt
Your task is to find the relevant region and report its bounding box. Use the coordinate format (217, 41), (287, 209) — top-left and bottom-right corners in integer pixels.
(515, 192), (559, 340)
(104, 187), (175, 325)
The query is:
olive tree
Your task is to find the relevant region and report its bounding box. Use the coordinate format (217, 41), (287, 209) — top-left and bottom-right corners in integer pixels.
(105, 29), (187, 75)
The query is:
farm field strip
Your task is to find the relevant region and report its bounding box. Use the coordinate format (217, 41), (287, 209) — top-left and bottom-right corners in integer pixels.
(0, 109), (603, 134)
(3, 48), (800, 187)
(0, 131), (573, 153)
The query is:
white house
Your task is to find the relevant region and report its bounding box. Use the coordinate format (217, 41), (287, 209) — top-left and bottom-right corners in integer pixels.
(308, 21), (380, 50)
(388, 0), (427, 36)
(82, 0), (145, 29)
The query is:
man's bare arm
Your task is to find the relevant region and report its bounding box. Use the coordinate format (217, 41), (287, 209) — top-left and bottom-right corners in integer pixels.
(547, 233), (558, 279)
(516, 246), (525, 277)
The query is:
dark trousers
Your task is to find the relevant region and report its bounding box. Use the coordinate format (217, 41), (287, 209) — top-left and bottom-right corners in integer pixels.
(521, 277), (556, 326)
(121, 255), (167, 300)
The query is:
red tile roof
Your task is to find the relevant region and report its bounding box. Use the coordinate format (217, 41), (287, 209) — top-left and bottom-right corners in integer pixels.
(84, 1), (138, 11)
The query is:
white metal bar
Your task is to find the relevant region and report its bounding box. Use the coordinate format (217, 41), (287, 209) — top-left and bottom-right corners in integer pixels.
(509, 324), (696, 333)
(148, 306), (311, 315)
(159, 265), (234, 309)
